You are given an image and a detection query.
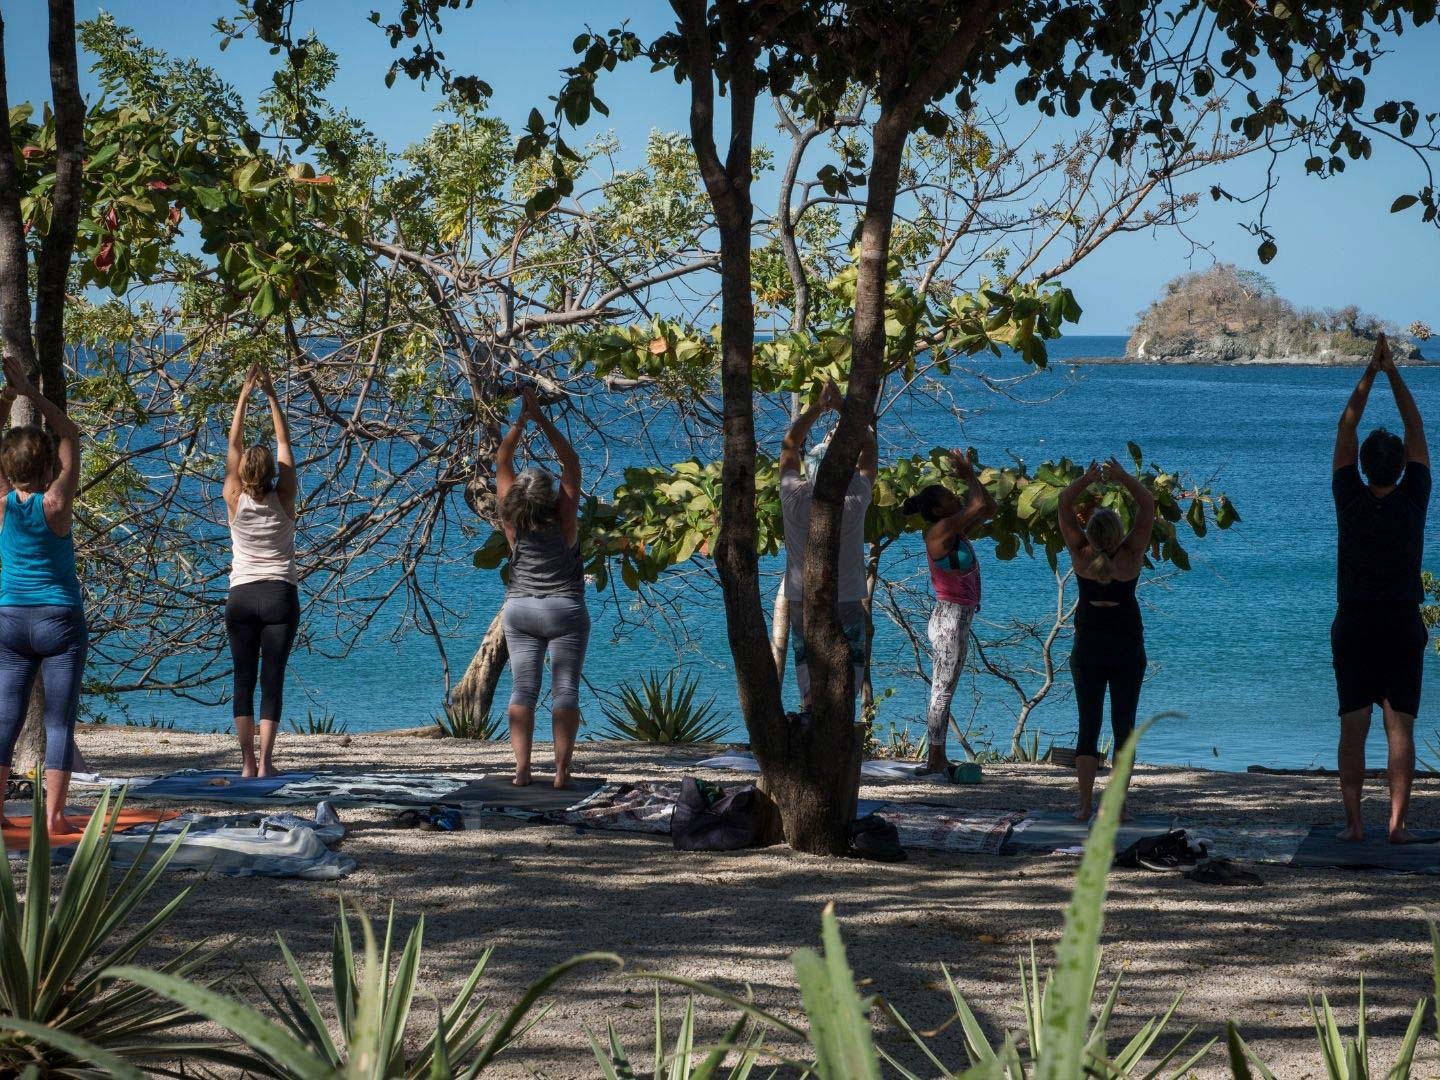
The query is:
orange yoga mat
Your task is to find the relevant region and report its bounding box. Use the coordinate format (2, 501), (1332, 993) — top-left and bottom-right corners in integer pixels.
(3, 808), (177, 851)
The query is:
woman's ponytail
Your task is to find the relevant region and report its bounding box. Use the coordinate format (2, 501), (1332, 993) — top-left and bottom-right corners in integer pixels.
(1083, 507), (1125, 585)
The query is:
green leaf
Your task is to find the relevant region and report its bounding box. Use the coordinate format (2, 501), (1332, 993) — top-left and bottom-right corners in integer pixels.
(0, 1018), (147, 1080)
(1035, 718), (1152, 1080)
(105, 965), (332, 1079)
(791, 906), (880, 1080)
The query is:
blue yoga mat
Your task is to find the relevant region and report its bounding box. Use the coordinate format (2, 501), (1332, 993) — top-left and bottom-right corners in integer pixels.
(1291, 825), (1440, 872)
(139, 771), (314, 800)
(1003, 809), (1177, 854)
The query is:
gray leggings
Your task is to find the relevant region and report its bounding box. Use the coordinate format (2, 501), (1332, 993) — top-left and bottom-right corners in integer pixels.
(503, 595), (590, 712)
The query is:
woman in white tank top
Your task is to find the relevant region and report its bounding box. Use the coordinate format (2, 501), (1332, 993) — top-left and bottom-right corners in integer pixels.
(222, 363), (299, 778)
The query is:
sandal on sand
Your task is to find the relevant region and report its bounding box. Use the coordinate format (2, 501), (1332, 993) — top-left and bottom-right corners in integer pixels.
(5, 779), (34, 801)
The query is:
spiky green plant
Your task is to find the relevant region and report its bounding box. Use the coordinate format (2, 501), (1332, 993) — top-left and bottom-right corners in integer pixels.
(434, 703), (505, 740)
(1226, 962), (1433, 1079)
(109, 901), (621, 1078)
(587, 986), (770, 1079)
(0, 786), (230, 1077)
(599, 671), (728, 745)
(289, 709), (349, 735)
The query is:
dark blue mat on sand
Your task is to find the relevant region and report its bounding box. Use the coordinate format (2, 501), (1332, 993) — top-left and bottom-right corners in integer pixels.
(140, 771), (312, 800)
(1291, 825), (1440, 872)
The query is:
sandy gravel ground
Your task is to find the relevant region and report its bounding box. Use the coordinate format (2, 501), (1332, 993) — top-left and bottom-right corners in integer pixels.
(30, 726), (1440, 1078)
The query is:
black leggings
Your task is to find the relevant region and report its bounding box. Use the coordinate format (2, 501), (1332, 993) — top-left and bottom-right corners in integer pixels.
(226, 580), (300, 722)
(1070, 627), (1146, 759)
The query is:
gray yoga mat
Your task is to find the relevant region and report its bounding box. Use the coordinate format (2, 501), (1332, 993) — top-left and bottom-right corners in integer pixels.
(443, 775), (606, 815)
(1003, 809), (1178, 854)
(1290, 825), (1440, 872)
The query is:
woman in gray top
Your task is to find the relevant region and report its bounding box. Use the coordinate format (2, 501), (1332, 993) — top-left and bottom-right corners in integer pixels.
(496, 388), (588, 788)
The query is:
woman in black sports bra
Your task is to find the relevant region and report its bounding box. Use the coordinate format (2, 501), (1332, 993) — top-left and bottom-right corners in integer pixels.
(1057, 458), (1156, 820)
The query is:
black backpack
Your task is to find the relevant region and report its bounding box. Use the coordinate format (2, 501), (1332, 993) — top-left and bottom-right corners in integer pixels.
(851, 813), (906, 862)
(670, 777), (761, 852)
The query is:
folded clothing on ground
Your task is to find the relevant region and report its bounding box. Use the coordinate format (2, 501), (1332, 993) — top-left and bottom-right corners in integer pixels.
(107, 802), (354, 879)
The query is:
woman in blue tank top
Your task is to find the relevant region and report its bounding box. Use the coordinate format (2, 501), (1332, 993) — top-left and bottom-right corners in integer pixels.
(0, 355), (87, 836)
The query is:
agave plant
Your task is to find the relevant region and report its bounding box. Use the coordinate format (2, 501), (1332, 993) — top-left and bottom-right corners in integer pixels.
(289, 709), (350, 735)
(110, 900), (621, 1078)
(0, 786), (230, 1077)
(599, 671), (728, 745)
(1226, 968), (1433, 1079)
(620, 716), (1214, 1079)
(434, 702), (505, 740)
(588, 986), (771, 1079)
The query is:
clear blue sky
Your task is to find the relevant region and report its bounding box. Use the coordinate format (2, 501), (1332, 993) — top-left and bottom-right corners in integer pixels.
(5, 1), (1438, 333)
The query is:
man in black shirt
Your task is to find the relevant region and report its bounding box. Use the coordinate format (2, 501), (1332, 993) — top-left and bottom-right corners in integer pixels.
(1332, 332), (1430, 843)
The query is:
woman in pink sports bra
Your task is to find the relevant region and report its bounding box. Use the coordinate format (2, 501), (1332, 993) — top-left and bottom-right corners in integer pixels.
(902, 450), (997, 774)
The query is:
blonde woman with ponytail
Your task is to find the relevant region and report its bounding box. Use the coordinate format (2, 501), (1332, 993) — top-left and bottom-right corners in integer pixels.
(495, 387), (587, 788)
(223, 362), (299, 778)
(1056, 458), (1155, 820)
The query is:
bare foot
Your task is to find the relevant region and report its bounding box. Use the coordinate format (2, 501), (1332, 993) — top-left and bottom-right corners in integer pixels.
(256, 764), (279, 779)
(1074, 805), (1093, 822)
(1338, 823), (1366, 842)
(553, 772), (571, 790)
(1389, 826), (1420, 845)
(47, 815), (82, 837)
(512, 770), (532, 787)
(240, 763), (257, 779)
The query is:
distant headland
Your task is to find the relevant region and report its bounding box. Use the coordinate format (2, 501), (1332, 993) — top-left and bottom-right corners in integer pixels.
(1086, 265), (1429, 366)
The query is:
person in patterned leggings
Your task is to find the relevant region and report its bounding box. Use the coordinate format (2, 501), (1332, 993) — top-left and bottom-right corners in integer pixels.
(903, 449), (996, 774)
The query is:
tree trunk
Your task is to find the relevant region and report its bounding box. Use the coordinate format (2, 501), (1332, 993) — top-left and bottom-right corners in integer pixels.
(12, 677), (45, 775)
(450, 606), (509, 719)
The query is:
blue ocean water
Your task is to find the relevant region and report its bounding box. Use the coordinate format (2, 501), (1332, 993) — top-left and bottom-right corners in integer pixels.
(128, 336), (1440, 772)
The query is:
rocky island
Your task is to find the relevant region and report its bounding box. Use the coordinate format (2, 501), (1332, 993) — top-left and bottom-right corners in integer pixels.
(1115, 264), (1428, 365)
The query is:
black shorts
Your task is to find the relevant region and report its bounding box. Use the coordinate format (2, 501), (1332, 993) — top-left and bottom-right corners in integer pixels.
(1331, 607), (1428, 717)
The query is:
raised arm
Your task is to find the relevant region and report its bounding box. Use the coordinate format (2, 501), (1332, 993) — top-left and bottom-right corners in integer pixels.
(933, 450), (997, 542)
(526, 388), (581, 515)
(1378, 335), (1428, 468)
(3, 355), (81, 528)
(1107, 458), (1156, 555)
(1334, 342), (1382, 472)
(224, 363), (258, 512)
(257, 366), (297, 515)
(779, 380), (838, 475)
(0, 381), (15, 501)
(494, 392), (530, 512)
(1057, 461), (1102, 552)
